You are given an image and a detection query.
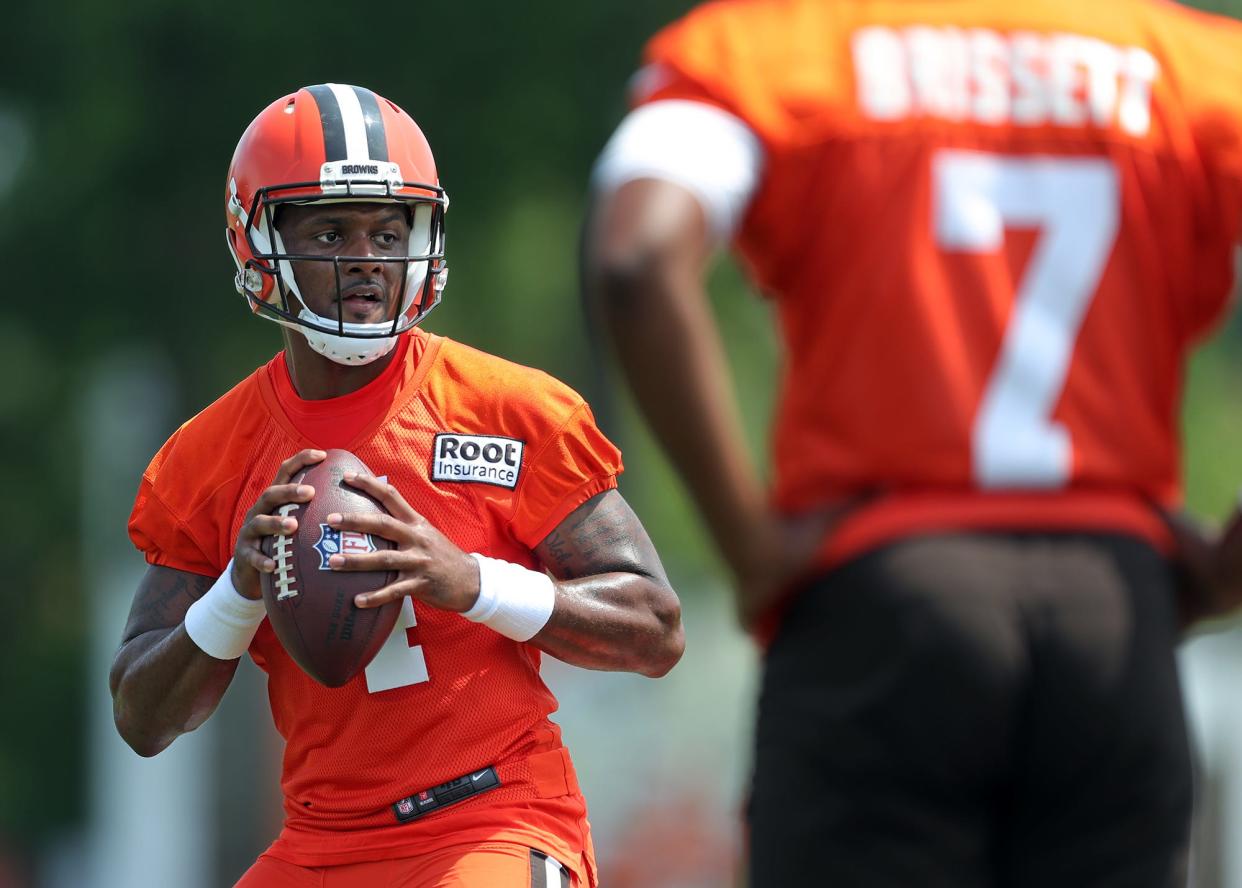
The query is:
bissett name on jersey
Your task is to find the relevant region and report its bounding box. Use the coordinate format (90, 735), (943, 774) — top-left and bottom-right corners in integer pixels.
(853, 26), (1159, 135)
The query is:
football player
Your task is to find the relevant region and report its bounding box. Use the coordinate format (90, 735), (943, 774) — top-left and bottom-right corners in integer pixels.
(110, 83), (684, 888)
(583, 2), (1242, 885)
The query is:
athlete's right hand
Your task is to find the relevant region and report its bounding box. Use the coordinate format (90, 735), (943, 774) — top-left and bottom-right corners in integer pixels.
(1165, 504), (1242, 632)
(230, 449), (326, 600)
(733, 510), (832, 631)
(733, 494), (878, 633)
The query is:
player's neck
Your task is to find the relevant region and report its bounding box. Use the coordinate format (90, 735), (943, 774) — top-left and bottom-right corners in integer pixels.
(281, 331), (400, 401)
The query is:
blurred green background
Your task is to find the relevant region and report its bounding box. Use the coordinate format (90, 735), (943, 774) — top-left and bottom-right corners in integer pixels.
(3, 0), (1242, 884)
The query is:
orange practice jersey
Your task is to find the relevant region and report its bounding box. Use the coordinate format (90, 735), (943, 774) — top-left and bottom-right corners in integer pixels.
(639, 0), (1242, 562)
(129, 331), (619, 885)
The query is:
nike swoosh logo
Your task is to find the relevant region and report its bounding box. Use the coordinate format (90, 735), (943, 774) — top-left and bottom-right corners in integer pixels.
(471, 771), (489, 781)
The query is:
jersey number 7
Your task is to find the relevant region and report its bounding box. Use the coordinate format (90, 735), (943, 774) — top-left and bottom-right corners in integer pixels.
(933, 149), (1121, 489)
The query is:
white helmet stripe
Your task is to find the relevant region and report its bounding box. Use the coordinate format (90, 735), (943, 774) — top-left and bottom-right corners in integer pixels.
(328, 83), (372, 161)
(351, 86), (389, 161)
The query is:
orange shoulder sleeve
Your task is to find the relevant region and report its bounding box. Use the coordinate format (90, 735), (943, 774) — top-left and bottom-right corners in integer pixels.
(638, 0), (753, 113)
(1168, 8), (1242, 188)
(127, 370), (273, 576)
(128, 431), (227, 577)
(510, 399), (623, 551)
(1154, 5), (1242, 318)
(636, 0), (847, 143)
(421, 339), (625, 551)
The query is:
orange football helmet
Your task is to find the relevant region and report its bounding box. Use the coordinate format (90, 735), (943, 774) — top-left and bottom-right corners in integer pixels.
(225, 84), (448, 364)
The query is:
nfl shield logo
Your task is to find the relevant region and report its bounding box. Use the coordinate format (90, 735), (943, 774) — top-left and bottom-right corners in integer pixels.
(314, 525), (378, 570)
(396, 798), (414, 816)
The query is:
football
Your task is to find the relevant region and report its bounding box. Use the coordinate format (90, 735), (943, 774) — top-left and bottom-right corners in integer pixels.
(260, 449), (401, 687)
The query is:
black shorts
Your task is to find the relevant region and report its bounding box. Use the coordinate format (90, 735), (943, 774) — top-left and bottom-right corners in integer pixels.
(747, 532), (1192, 888)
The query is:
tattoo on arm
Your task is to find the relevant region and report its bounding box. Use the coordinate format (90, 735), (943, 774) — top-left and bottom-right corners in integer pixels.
(123, 568), (215, 644)
(537, 491), (665, 582)
(543, 529), (574, 570)
(135, 574), (187, 622)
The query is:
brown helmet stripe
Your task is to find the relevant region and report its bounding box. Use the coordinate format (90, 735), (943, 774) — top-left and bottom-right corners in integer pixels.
(305, 84), (348, 162)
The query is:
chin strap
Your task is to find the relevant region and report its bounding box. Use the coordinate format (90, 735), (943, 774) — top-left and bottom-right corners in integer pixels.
(295, 308), (401, 365)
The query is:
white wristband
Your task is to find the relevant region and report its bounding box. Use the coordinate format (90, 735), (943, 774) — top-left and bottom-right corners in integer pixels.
(464, 554), (556, 642)
(183, 559), (267, 660)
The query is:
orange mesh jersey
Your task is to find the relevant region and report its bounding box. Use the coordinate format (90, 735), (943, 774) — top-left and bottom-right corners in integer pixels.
(129, 330), (619, 885)
(638, 0), (1242, 562)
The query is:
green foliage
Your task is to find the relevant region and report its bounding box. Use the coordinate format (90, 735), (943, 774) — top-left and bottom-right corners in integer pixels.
(1183, 316), (1242, 518)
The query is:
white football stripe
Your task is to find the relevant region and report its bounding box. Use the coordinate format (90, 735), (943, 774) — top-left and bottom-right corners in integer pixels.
(328, 82), (371, 161)
(545, 854), (566, 887)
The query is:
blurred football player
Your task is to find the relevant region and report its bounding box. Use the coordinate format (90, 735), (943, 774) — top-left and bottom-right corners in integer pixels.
(583, 2), (1242, 885)
(110, 83), (684, 888)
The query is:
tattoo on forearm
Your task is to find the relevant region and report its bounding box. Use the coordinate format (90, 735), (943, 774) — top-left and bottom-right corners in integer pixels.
(136, 576), (185, 623)
(127, 571), (214, 639)
(570, 517), (629, 564)
(540, 494), (645, 578)
(544, 530), (573, 568)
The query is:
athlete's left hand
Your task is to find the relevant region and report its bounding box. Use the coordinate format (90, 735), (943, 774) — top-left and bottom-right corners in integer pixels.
(324, 472), (481, 612)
